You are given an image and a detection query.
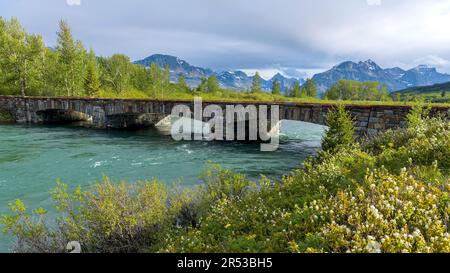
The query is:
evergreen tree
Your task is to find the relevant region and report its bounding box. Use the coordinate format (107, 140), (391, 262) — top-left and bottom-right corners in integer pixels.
(251, 72), (262, 93)
(196, 77), (208, 93)
(83, 49), (100, 97)
(56, 20), (86, 97)
(300, 87), (308, 98)
(304, 79), (318, 97)
(284, 87), (291, 97)
(407, 104), (430, 127)
(206, 75), (220, 93)
(272, 79), (281, 95)
(291, 81), (301, 98)
(176, 75), (190, 92)
(321, 105), (355, 153)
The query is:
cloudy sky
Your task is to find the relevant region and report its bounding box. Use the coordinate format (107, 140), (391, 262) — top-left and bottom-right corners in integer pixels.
(2, 0), (450, 79)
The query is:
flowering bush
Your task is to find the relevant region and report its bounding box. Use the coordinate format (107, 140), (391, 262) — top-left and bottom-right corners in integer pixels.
(296, 167), (450, 253)
(160, 116), (450, 253)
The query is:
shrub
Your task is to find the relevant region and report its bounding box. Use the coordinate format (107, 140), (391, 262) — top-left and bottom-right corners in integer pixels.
(1, 178), (187, 253)
(406, 104), (431, 127)
(0, 165), (256, 253)
(321, 105), (355, 154)
(0, 107), (14, 123)
(295, 168), (450, 253)
(363, 117), (450, 173)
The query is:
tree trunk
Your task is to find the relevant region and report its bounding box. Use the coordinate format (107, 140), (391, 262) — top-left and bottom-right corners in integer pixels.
(20, 78), (26, 97)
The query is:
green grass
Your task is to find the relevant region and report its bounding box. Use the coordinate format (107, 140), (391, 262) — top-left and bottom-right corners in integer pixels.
(3, 85), (450, 106)
(393, 82), (450, 103)
(95, 88), (450, 107)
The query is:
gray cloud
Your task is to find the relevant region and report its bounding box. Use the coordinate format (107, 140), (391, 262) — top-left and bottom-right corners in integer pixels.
(2, 0), (450, 78)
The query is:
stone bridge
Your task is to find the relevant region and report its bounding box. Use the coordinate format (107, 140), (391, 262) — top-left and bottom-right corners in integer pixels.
(0, 96), (448, 138)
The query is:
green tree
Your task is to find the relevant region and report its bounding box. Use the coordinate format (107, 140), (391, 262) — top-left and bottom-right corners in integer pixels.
(284, 87), (291, 97)
(0, 18), (46, 96)
(195, 76), (219, 93)
(162, 65), (171, 91)
(272, 79), (282, 95)
(378, 84), (390, 101)
(300, 87), (308, 98)
(407, 104), (430, 127)
(196, 77), (208, 93)
(0, 16), (5, 39)
(40, 48), (61, 96)
(83, 49), (101, 97)
(129, 65), (150, 91)
(176, 75), (190, 93)
(303, 79), (317, 97)
(442, 91), (447, 98)
(321, 105), (355, 153)
(325, 80), (391, 102)
(206, 75), (220, 93)
(325, 80), (357, 100)
(102, 54), (132, 94)
(251, 72), (262, 93)
(291, 81), (301, 98)
(55, 20), (86, 97)
(0, 17), (6, 92)
(147, 63), (165, 97)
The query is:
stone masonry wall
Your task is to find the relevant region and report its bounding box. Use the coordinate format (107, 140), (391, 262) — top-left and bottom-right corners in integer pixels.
(0, 96), (448, 138)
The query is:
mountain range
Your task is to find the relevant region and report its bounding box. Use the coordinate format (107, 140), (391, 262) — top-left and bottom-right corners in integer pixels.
(134, 55), (450, 94)
(312, 60), (450, 93)
(134, 54), (302, 92)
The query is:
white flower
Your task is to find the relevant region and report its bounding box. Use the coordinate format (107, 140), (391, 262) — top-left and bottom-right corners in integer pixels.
(413, 229), (422, 237)
(366, 240), (382, 253)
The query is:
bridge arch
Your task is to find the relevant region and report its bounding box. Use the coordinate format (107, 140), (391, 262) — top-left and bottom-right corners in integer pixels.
(105, 112), (168, 129)
(36, 109), (93, 125)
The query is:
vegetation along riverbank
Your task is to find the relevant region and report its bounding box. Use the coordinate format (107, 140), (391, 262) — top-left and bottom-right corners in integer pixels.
(1, 105), (449, 253)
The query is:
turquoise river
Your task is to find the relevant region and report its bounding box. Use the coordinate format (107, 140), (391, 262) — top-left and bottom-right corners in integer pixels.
(0, 120), (325, 252)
